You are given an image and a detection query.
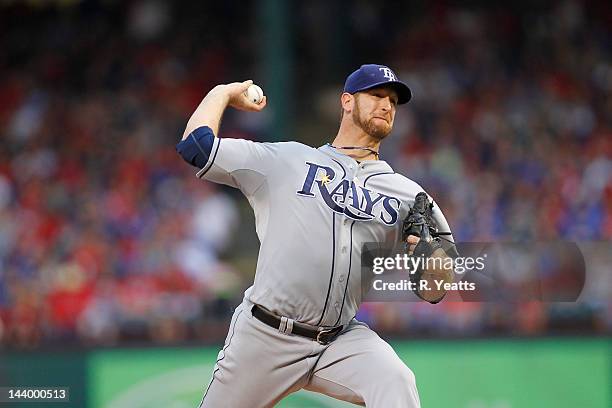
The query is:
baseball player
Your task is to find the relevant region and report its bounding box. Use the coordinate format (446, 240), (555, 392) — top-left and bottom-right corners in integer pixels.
(177, 64), (455, 407)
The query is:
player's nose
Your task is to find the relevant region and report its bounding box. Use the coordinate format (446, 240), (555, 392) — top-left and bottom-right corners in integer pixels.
(380, 97), (393, 111)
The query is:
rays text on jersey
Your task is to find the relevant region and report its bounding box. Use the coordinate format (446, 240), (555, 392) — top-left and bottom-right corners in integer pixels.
(296, 162), (401, 225)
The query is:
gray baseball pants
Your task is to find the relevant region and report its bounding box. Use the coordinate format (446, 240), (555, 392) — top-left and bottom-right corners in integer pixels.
(198, 299), (421, 407)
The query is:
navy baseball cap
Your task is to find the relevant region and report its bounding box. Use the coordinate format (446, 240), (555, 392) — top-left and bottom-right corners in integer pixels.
(344, 64), (412, 104)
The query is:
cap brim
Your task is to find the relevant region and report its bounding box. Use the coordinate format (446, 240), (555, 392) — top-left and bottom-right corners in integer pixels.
(356, 81), (412, 104)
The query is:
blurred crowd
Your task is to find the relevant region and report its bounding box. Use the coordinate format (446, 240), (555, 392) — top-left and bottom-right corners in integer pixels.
(0, 1), (610, 348)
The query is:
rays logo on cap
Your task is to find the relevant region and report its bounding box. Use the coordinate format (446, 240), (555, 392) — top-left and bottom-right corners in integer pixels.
(344, 64), (412, 104)
(379, 67), (396, 81)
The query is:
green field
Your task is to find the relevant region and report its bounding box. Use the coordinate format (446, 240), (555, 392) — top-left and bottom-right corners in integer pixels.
(0, 338), (608, 407)
(84, 338), (610, 408)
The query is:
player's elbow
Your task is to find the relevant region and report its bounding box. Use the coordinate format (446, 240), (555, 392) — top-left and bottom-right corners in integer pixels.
(176, 126), (215, 168)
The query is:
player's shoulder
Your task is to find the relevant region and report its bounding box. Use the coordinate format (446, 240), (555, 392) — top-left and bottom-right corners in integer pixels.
(265, 140), (314, 150)
(261, 140), (324, 157)
(376, 169), (428, 200)
(373, 162), (423, 190)
(389, 172), (424, 191)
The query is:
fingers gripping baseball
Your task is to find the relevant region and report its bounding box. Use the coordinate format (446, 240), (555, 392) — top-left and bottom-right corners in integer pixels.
(226, 80), (267, 112)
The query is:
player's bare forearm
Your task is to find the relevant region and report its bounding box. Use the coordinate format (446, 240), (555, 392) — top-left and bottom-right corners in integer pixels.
(181, 80), (267, 140)
(182, 85), (230, 139)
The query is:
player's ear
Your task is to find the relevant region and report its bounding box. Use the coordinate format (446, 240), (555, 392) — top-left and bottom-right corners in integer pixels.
(341, 92), (354, 114)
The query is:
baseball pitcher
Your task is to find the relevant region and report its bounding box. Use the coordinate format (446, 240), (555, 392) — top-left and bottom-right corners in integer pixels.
(177, 64), (456, 407)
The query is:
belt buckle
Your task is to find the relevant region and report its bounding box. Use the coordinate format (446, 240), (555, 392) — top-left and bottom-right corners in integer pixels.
(316, 328), (337, 345)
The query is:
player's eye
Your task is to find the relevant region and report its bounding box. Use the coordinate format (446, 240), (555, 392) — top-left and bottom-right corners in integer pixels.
(369, 90), (397, 106)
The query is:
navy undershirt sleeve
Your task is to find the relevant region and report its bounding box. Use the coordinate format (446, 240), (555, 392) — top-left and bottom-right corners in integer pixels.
(175, 126), (215, 168)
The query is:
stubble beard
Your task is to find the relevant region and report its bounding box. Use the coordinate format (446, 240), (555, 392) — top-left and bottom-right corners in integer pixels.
(352, 101), (392, 141)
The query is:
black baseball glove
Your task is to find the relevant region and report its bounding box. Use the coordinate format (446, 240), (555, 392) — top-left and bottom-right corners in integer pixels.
(402, 192), (443, 256)
(402, 192), (453, 303)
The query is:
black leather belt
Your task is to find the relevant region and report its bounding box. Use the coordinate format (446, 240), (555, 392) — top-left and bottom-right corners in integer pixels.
(251, 304), (343, 345)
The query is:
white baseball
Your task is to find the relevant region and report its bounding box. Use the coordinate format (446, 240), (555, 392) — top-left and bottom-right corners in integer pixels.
(244, 84), (264, 104)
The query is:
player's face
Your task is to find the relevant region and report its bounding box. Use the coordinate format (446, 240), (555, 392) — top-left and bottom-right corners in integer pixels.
(352, 87), (398, 140)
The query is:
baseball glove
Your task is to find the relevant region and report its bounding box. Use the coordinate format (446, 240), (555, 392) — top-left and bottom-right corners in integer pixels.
(402, 192), (453, 303)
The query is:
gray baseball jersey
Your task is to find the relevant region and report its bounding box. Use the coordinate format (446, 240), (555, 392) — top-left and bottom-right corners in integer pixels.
(195, 138), (454, 327)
